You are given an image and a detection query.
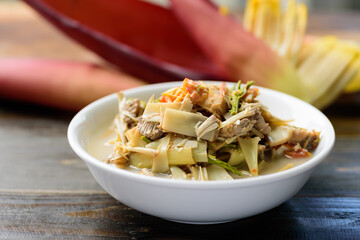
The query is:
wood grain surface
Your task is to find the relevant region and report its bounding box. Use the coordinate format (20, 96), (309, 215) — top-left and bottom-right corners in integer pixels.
(1, 193), (359, 239)
(0, 2), (360, 239)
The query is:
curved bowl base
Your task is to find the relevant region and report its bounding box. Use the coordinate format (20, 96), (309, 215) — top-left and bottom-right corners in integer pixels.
(164, 218), (236, 225)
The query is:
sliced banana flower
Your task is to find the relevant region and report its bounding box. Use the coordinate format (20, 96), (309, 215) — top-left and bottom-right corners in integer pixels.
(219, 107), (255, 129)
(190, 166), (209, 181)
(143, 101), (181, 116)
(152, 134), (172, 173)
(170, 166), (188, 180)
(114, 139), (159, 158)
(117, 93), (129, 143)
(162, 108), (207, 137)
(184, 140), (198, 148)
(194, 115), (220, 141)
(128, 147), (159, 157)
(179, 94), (193, 112)
(172, 137), (188, 147)
(268, 125), (292, 146)
(172, 137), (199, 148)
(206, 165), (233, 181)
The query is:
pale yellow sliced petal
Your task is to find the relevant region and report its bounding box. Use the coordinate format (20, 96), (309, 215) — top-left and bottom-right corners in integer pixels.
(143, 102), (181, 116)
(238, 137), (261, 176)
(192, 140), (208, 163)
(253, 2), (268, 39)
(162, 108), (207, 137)
(344, 67), (360, 93)
(301, 41), (358, 104)
(290, 3), (307, 62)
(313, 54), (360, 108)
(243, 0), (257, 31)
(170, 166), (188, 180)
(130, 153), (152, 169)
(152, 134), (171, 173)
(168, 147), (196, 165)
(207, 165), (233, 181)
(278, 0), (296, 58)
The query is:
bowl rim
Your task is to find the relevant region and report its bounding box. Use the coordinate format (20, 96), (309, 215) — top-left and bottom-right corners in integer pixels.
(68, 81), (335, 190)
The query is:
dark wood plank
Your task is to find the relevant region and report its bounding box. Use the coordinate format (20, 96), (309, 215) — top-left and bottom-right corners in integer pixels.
(0, 100), (103, 192)
(299, 134), (360, 195)
(0, 193), (359, 239)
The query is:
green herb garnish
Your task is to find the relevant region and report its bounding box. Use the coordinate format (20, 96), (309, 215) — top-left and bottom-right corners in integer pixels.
(208, 155), (242, 176)
(219, 144), (237, 151)
(230, 80), (254, 115)
(197, 85), (202, 95)
(141, 136), (152, 143)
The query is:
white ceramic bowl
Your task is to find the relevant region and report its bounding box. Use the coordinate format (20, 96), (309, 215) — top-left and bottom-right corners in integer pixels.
(68, 81), (335, 224)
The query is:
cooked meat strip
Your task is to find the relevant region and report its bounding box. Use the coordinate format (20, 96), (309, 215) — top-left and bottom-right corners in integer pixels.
(209, 86), (228, 118)
(137, 117), (164, 140)
(219, 102), (271, 139)
(288, 127), (320, 151)
(122, 99), (143, 127)
(194, 84), (228, 119)
(210, 96), (228, 119)
(305, 132), (320, 151)
(249, 110), (271, 135)
(219, 118), (255, 138)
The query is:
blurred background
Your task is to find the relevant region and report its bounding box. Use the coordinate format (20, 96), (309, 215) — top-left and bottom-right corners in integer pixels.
(0, 0), (360, 109)
(2, 0), (360, 12)
(1, 0), (359, 61)
(142, 0), (360, 11)
(217, 0), (360, 11)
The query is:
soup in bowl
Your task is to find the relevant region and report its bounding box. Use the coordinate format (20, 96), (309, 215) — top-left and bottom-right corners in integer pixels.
(68, 81), (335, 224)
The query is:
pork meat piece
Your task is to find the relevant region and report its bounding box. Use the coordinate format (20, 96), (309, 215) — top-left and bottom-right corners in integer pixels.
(288, 127), (320, 151)
(122, 99), (143, 127)
(219, 118), (255, 138)
(137, 117), (164, 140)
(250, 111), (271, 135)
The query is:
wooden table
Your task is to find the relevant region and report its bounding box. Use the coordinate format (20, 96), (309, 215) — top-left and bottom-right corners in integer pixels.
(1, 2), (360, 239)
